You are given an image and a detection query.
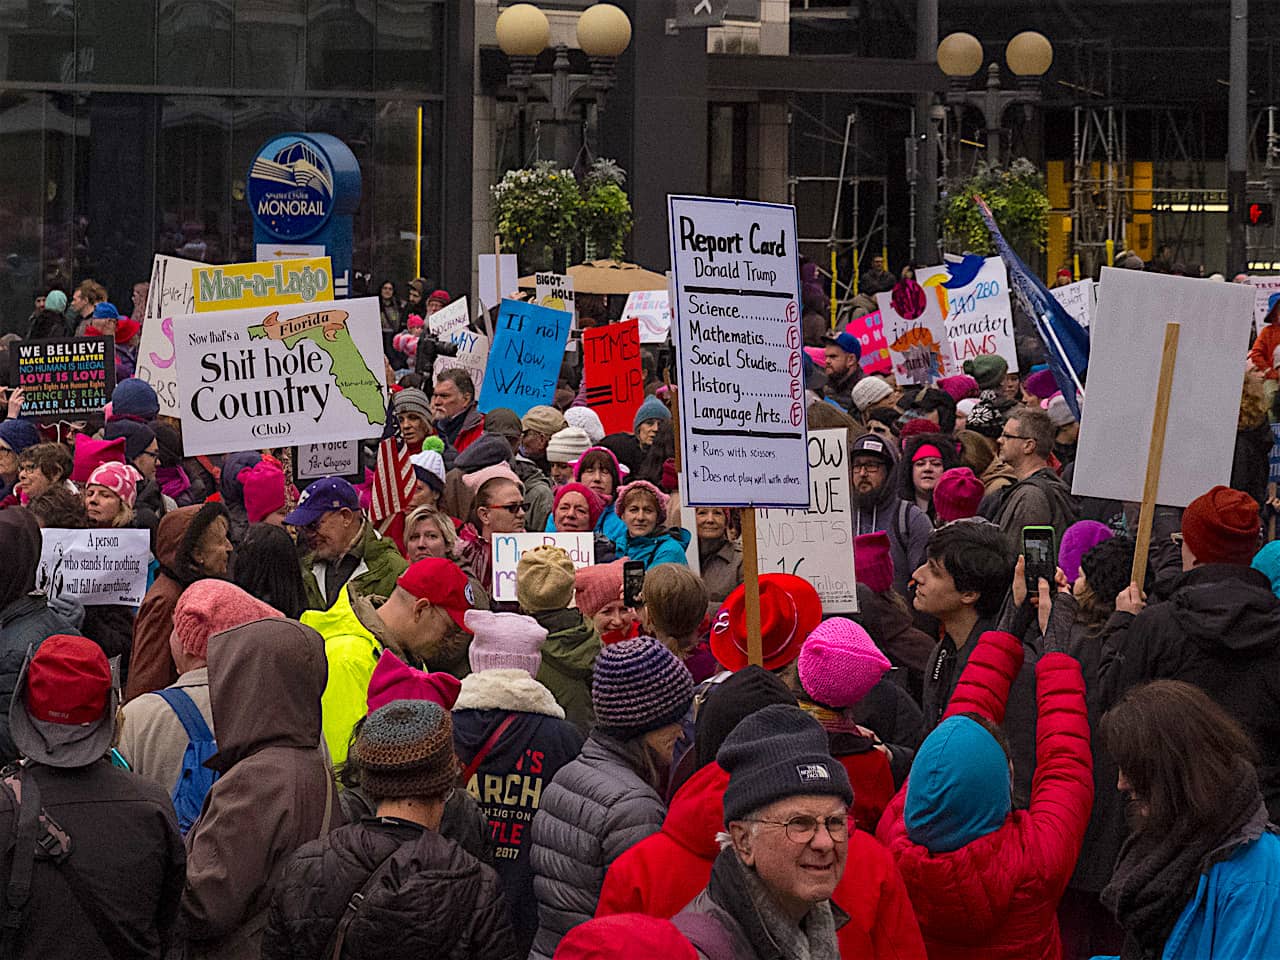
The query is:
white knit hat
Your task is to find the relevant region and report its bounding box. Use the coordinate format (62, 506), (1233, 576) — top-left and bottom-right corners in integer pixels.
(546, 427), (591, 465)
(564, 406), (606, 445)
(850, 376), (893, 412)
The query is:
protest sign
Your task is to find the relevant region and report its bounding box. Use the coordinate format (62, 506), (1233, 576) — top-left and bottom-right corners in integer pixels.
(478, 254), (519, 312)
(1073, 268), (1254, 507)
(583, 319), (643, 436)
(427, 296), (470, 340)
(1248, 276), (1280, 327)
(491, 532), (594, 602)
(919, 256), (1017, 373)
(624, 289), (673, 343)
(875, 283), (950, 385)
(477, 299), (571, 417)
(843, 310), (891, 376)
(137, 254), (204, 416)
(193, 257), (333, 312)
(668, 195), (809, 508)
(535, 272), (576, 326)
(36, 528), (151, 606)
(1270, 424), (1280, 484)
(10, 337), (114, 418)
(1051, 279), (1096, 330)
(173, 297), (386, 456)
(296, 440), (363, 483)
(433, 328), (490, 396)
(754, 428), (857, 613)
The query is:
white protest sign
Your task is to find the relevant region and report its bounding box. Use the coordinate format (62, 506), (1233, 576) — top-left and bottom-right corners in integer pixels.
(136, 254), (204, 416)
(36, 528), (151, 606)
(1247, 276), (1280, 327)
(1051, 279), (1097, 329)
(535, 272), (576, 329)
(1073, 268), (1255, 507)
(875, 283), (951, 385)
(623, 289), (673, 343)
(427, 296), (470, 340)
(296, 440), (362, 481)
(434, 328), (490, 397)
(669, 195), (809, 508)
(478, 254), (519, 312)
(173, 297), (387, 456)
(755, 429), (857, 612)
(918, 257), (1018, 372)
(491, 532), (595, 602)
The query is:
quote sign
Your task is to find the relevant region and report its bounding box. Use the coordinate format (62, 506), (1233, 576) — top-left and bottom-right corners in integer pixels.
(755, 429), (858, 613)
(477, 299), (571, 417)
(136, 253), (204, 416)
(919, 257), (1018, 373)
(173, 297), (386, 455)
(875, 283), (951, 386)
(296, 440), (363, 483)
(843, 310), (891, 376)
(624, 289), (673, 343)
(491, 532), (594, 602)
(668, 195), (810, 509)
(1051, 279), (1097, 330)
(10, 337), (115, 418)
(36, 528), (151, 606)
(193, 256), (333, 313)
(583, 319), (643, 436)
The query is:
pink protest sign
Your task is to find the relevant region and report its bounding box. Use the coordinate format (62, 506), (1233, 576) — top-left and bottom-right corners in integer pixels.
(845, 310), (891, 375)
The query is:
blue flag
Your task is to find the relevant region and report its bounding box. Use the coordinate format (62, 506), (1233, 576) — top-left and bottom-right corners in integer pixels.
(974, 195), (1090, 419)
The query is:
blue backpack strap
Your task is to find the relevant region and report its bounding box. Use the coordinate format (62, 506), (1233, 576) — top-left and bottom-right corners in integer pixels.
(155, 687), (213, 743)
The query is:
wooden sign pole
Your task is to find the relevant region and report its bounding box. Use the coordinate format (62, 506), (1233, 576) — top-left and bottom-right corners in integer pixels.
(740, 507), (763, 667)
(486, 234), (502, 340)
(1131, 322), (1181, 589)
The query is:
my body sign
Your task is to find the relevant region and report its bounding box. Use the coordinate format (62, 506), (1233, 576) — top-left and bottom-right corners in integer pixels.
(477, 299), (571, 417)
(754, 429), (857, 613)
(669, 195), (809, 508)
(173, 297), (386, 455)
(491, 532), (594, 602)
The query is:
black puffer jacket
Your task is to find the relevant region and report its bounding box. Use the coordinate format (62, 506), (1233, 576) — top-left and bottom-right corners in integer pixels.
(1099, 562), (1280, 820)
(262, 817), (517, 960)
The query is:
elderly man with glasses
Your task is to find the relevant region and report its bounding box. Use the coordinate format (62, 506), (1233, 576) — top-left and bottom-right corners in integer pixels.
(674, 704), (856, 960)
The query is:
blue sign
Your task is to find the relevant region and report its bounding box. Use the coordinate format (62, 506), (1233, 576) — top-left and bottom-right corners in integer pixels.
(248, 133), (361, 297)
(478, 299), (572, 418)
(1270, 423), (1280, 483)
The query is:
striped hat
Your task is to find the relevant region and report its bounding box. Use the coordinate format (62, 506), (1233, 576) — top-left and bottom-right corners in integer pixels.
(591, 637), (693, 740)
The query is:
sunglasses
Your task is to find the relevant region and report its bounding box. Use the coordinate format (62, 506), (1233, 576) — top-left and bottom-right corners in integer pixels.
(490, 502), (526, 514)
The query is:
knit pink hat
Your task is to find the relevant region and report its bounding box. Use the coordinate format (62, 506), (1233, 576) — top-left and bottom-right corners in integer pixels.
(464, 609), (548, 677)
(614, 479), (669, 519)
(797, 617), (892, 708)
(937, 374), (980, 402)
(72, 435), (125, 484)
(238, 460), (286, 524)
(366, 649), (462, 712)
(853, 532), (894, 594)
(86, 461), (139, 508)
(172, 580), (283, 660)
(933, 467), (985, 522)
(574, 560), (626, 618)
(462, 462), (521, 493)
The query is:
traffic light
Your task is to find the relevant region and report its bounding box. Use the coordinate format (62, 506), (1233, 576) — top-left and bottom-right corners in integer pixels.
(1247, 202), (1274, 226)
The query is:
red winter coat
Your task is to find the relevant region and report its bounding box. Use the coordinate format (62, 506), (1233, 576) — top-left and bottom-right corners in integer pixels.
(876, 632), (1093, 960)
(597, 761), (926, 960)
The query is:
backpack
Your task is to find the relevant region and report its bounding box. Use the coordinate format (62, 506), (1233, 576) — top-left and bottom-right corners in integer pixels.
(155, 688), (219, 835)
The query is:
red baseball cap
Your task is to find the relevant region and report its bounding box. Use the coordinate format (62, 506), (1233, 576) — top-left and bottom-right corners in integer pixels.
(397, 558), (476, 632)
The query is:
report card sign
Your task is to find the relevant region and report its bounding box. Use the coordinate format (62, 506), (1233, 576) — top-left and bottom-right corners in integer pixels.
(668, 195), (809, 508)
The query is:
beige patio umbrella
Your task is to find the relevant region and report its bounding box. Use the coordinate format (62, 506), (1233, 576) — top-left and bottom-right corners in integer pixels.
(517, 259), (668, 295)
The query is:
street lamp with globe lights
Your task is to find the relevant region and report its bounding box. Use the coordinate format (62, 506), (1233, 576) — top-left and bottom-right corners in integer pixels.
(495, 2), (633, 170)
(937, 30), (1053, 167)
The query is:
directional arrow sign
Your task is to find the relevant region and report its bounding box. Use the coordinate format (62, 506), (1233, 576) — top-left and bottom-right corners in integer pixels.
(673, 0), (730, 27)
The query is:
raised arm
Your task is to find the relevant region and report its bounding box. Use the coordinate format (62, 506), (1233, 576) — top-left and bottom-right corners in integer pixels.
(942, 630), (1025, 725)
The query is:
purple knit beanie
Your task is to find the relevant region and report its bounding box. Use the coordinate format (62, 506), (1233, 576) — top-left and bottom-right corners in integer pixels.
(797, 618), (892, 708)
(591, 637), (694, 740)
(1059, 520), (1115, 585)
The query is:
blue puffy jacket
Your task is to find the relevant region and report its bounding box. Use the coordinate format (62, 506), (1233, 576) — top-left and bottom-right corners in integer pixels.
(617, 527), (691, 571)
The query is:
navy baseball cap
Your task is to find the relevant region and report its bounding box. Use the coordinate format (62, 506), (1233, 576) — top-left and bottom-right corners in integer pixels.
(824, 330), (863, 360)
(284, 477), (361, 527)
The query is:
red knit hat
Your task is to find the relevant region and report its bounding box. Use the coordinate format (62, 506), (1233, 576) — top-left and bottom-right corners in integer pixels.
(366, 650), (462, 712)
(574, 560), (626, 619)
(173, 580), (283, 660)
(933, 467), (985, 522)
(899, 417), (939, 443)
(1181, 485), (1260, 566)
(854, 532), (894, 593)
(553, 915), (696, 960)
(71, 434), (126, 484)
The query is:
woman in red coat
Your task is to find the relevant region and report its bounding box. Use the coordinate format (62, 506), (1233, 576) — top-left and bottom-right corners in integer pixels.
(595, 666), (926, 959)
(876, 629), (1093, 960)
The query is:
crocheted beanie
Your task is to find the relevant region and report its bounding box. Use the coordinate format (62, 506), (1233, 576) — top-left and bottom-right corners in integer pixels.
(354, 700), (457, 801)
(591, 637), (693, 740)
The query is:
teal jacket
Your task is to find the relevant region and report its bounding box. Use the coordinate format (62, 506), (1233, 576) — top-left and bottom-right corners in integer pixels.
(617, 527), (691, 571)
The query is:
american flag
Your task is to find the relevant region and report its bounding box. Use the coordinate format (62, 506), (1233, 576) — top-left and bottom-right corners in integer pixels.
(370, 396), (415, 530)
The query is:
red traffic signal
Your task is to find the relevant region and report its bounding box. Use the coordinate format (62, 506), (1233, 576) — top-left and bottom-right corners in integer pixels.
(1247, 202), (1274, 226)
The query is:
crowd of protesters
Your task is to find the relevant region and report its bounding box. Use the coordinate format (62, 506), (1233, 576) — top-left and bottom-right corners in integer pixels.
(0, 266), (1278, 960)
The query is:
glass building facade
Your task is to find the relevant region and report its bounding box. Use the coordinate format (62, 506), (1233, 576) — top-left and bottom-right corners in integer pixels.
(0, 0), (453, 333)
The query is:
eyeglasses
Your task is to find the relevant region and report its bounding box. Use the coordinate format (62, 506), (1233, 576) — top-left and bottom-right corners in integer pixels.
(851, 462), (886, 474)
(137, 449), (160, 461)
(743, 814), (849, 844)
(490, 502), (526, 514)
(999, 432), (1032, 442)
